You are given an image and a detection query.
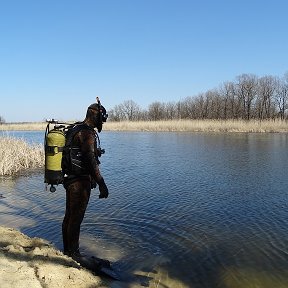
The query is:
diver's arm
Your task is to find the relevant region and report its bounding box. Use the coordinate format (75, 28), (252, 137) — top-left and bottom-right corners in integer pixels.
(78, 129), (108, 198)
(78, 129), (102, 182)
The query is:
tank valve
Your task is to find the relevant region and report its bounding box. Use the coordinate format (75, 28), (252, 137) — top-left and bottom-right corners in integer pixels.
(50, 185), (56, 193)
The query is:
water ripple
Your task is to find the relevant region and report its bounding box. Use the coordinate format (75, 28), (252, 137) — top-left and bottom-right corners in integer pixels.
(1, 132), (288, 287)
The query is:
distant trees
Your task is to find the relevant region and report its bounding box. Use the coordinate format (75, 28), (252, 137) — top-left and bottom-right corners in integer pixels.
(235, 74), (258, 120)
(0, 116), (5, 124)
(109, 72), (288, 121)
(108, 100), (142, 121)
(275, 73), (288, 120)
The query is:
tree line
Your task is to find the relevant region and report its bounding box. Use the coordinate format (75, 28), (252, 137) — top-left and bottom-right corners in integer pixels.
(108, 73), (288, 121)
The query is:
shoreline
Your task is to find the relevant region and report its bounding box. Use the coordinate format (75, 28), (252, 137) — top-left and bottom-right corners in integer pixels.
(0, 225), (105, 288)
(0, 225), (168, 288)
(0, 119), (288, 133)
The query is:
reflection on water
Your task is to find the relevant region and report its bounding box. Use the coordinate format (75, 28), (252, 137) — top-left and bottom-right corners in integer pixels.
(1, 132), (288, 287)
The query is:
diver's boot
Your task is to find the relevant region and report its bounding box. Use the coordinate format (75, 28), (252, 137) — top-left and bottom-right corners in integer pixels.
(70, 250), (97, 271)
(71, 251), (111, 273)
(64, 248), (84, 258)
(91, 256), (111, 269)
(70, 249), (85, 260)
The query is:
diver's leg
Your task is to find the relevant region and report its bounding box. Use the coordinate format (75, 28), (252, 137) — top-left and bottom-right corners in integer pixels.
(63, 180), (91, 255)
(62, 188), (71, 254)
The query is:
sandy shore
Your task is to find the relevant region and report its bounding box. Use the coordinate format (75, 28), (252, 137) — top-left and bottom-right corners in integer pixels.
(0, 225), (106, 288)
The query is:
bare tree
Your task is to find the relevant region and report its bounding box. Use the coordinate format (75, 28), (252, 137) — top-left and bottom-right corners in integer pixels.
(194, 93), (209, 119)
(236, 74), (258, 120)
(148, 102), (165, 120)
(219, 81), (238, 119)
(109, 100), (141, 121)
(164, 102), (177, 120)
(275, 74), (288, 120)
(208, 89), (224, 119)
(180, 97), (197, 119)
(256, 76), (278, 119)
(108, 104), (126, 121)
(121, 100), (141, 120)
(0, 115), (5, 124)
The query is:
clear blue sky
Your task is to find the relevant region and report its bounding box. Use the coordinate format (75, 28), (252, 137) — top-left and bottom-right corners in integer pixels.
(1, 0), (287, 122)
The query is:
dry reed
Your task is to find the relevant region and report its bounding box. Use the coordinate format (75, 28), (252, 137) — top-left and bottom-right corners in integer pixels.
(0, 137), (44, 176)
(0, 122), (47, 131)
(103, 119), (288, 133)
(0, 119), (288, 133)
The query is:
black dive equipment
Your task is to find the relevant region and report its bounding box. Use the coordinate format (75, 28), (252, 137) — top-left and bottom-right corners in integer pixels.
(44, 97), (107, 193)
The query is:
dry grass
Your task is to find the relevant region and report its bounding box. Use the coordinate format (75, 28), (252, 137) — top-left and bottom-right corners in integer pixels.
(1, 119), (288, 133)
(0, 122), (47, 131)
(104, 119), (288, 133)
(0, 137), (44, 176)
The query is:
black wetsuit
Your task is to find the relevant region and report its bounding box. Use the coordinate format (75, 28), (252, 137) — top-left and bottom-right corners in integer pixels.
(62, 126), (108, 256)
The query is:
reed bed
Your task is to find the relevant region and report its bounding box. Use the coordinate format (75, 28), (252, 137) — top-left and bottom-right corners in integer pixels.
(0, 122), (47, 131)
(0, 119), (288, 133)
(104, 119), (288, 133)
(0, 137), (44, 176)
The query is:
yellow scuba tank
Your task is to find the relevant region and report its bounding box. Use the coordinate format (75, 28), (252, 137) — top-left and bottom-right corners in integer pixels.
(44, 120), (66, 192)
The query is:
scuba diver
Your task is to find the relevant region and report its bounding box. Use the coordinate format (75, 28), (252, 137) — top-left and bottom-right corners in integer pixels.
(61, 97), (109, 260)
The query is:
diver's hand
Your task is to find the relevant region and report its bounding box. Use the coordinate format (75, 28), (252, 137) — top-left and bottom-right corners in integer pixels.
(98, 178), (109, 199)
(91, 178), (97, 189)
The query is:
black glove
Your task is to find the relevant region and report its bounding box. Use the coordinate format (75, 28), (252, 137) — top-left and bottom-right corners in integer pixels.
(91, 178), (97, 189)
(98, 178), (109, 199)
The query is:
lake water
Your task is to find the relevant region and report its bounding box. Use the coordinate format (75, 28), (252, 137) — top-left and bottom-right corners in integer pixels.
(1, 130), (288, 288)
